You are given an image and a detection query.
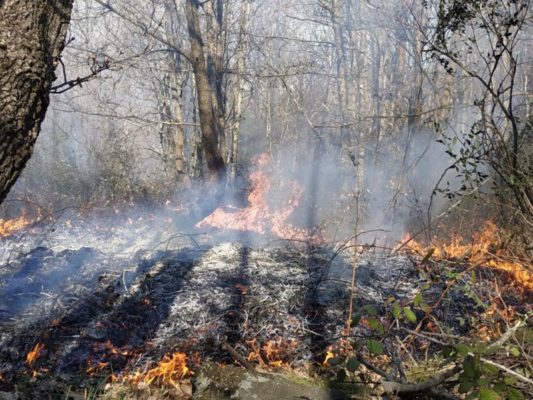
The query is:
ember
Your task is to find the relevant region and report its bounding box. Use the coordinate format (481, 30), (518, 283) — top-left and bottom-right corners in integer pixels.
(402, 221), (533, 290)
(26, 343), (45, 366)
(197, 153), (321, 243)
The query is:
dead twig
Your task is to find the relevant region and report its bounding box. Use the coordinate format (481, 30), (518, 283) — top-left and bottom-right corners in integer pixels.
(474, 355), (533, 385)
(222, 341), (255, 372)
(381, 365), (461, 394)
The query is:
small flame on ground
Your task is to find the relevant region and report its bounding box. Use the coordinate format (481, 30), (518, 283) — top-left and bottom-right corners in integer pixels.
(247, 338), (298, 368)
(26, 343), (45, 366)
(401, 221), (532, 290)
(0, 215), (34, 237)
(123, 352), (191, 389)
(86, 362), (109, 375)
(322, 347), (335, 367)
(197, 153), (321, 243)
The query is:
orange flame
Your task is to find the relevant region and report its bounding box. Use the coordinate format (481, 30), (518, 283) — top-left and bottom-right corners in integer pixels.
(247, 338), (298, 368)
(26, 343), (45, 366)
(197, 153), (321, 243)
(123, 352), (191, 388)
(0, 215), (33, 237)
(322, 347), (335, 367)
(403, 221), (532, 290)
(86, 361), (109, 375)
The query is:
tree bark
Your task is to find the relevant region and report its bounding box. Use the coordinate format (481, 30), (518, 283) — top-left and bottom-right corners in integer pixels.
(229, 0), (252, 180)
(185, 0), (226, 183)
(0, 0), (74, 204)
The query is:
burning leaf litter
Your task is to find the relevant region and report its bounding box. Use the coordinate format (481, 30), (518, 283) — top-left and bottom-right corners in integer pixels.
(121, 352), (191, 388)
(402, 220), (533, 290)
(0, 172), (531, 397)
(197, 153), (321, 243)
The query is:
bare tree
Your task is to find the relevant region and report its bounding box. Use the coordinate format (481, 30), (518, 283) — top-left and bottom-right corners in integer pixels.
(185, 0), (226, 182)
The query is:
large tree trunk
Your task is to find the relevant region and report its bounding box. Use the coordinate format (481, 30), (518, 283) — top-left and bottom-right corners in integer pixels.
(0, 0), (74, 204)
(185, 0), (226, 183)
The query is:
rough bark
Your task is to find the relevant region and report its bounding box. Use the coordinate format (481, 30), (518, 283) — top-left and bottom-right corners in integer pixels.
(0, 0), (74, 204)
(185, 0), (226, 182)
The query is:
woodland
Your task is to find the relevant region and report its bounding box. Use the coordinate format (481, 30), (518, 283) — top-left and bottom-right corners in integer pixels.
(0, 1), (532, 399)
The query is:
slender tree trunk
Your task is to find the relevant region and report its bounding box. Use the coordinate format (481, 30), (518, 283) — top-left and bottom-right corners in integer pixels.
(205, 0), (227, 158)
(185, 0), (225, 182)
(229, 0), (252, 180)
(0, 0), (74, 204)
(160, 0), (188, 185)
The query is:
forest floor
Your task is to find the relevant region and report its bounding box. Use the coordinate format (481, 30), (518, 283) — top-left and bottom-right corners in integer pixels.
(0, 212), (531, 399)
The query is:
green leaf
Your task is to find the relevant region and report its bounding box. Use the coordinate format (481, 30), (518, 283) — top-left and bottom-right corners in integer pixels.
(480, 362), (498, 376)
(458, 381), (474, 393)
(392, 303), (401, 319)
(403, 307), (417, 323)
(328, 357), (342, 367)
(413, 294), (423, 307)
(465, 392), (479, 400)
(455, 343), (471, 357)
(463, 355), (477, 380)
(503, 376), (518, 386)
(470, 270), (477, 284)
(364, 305), (378, 316)
(345, 357), (360, 372)
(368, 318), (385, 334)
(492, 382), (506, 394)
(442, 346), (454, 358)
(509, 347), (520, 357)
(336, 368), (347, 382)
(507, 387), (525, 400)
(351, 314), (362, 327)
(367, 339), (384, 355)
(479, 387), (500, 400)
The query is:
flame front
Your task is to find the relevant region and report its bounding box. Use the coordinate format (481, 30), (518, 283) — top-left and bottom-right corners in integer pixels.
(403, 221), (532, 290)
(197, 153), (321, 243)
(26, 343), (45, 366)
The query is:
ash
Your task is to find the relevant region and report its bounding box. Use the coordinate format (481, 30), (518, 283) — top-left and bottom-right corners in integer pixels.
(0, 216), (471, 386)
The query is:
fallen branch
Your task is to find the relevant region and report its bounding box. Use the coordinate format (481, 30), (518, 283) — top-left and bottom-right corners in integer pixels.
(222, 341), (255, 371)
(477, 355), (533, 385)
(356, 354), (459, 399)
(381, 365), (461, 394)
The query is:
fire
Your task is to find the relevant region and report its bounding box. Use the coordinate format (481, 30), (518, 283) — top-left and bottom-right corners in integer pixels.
(123, 352), (191, 388)
(402, 221), (532, 290)
(0, 215), (33, 237)
(86, 362), (109, 375)
(247, 337), (298, 368)
(197, 153), (321, 243)
(26, 343), (45, 366)
(322, 347), (335, 367)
